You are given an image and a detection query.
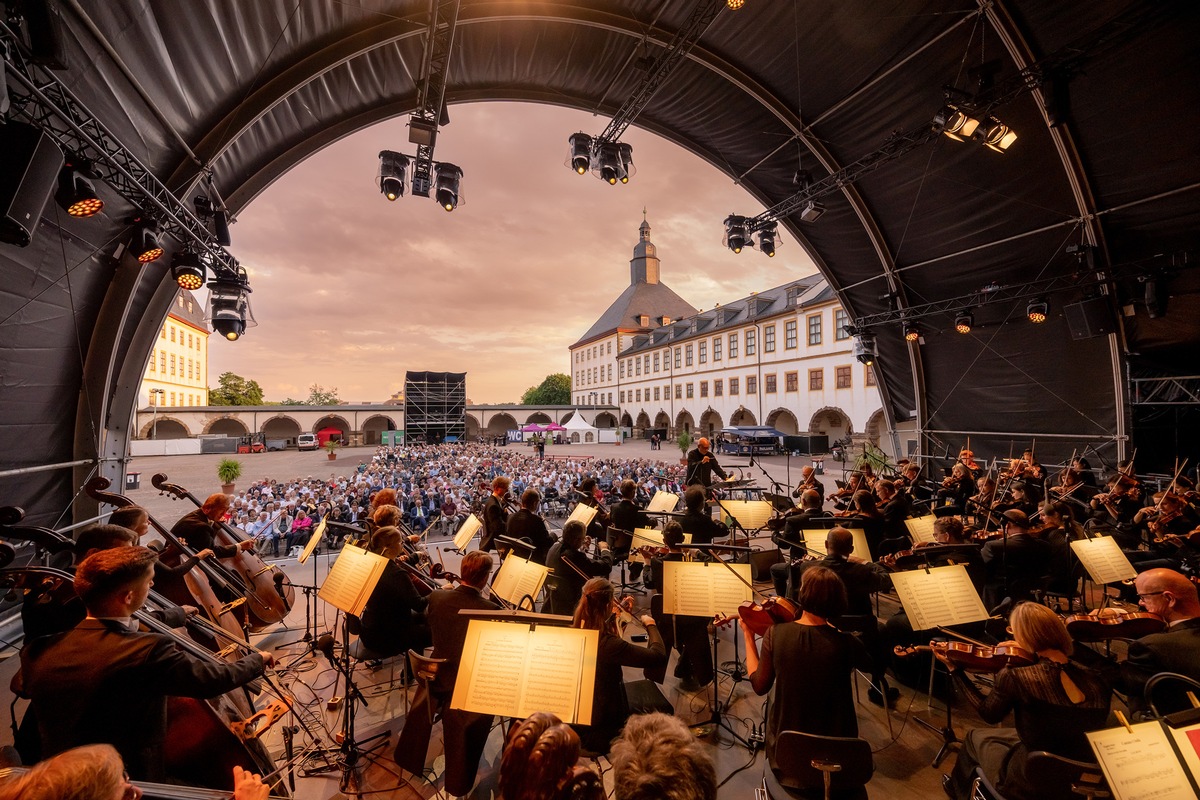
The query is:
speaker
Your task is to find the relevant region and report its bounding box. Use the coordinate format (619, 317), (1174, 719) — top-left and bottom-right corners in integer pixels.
(1063, 297), (1116, 340)
(0, 121), (64, 247)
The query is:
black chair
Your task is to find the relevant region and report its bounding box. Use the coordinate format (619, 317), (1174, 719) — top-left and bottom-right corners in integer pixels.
(1024, 751), (1110, 800)
(970, 767), (1005, 800)
(407, 649), (447, 724)
(1144, 671), (1200, 719)
(763, 731), (873, 800)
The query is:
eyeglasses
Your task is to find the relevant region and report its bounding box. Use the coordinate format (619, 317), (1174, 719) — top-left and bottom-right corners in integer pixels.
(1137, 591), (1168, 600)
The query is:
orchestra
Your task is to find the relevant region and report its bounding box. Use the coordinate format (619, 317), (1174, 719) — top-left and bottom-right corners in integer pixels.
(5, 440), (1200, 800)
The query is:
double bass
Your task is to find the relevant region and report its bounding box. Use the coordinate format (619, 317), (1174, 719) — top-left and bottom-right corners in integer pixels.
(152, 474), (295, 628)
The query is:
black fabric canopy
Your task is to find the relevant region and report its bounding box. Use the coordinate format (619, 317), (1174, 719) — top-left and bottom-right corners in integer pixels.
(2, 1), (1198, 525)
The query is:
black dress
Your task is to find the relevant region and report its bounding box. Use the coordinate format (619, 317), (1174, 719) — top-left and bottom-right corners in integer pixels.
(573, 624), (666, 754)
(357, 561), (430, 656)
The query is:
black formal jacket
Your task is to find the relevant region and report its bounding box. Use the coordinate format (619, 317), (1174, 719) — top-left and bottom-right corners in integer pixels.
(679, 509), (726, 545)
(358, 561), (429, 656)
(21, 618), (264, 781)
(796, 555), (892, 617)
(427, 584), (500, 696)
(480, 494), (507, 551)
(505, 509), (556, 565)
(171, 508), (239, 558)
(685, 447), (727, 487)
(610, 498), (655, 540)
(1121, 617), (1200, 713)
(544, 542), (613, 616)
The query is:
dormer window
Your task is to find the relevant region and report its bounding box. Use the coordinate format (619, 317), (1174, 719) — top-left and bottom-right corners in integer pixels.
(639, 315), (650, 327)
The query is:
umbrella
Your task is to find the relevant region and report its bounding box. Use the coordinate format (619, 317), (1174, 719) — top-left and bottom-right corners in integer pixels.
(521, 423), (546, 432)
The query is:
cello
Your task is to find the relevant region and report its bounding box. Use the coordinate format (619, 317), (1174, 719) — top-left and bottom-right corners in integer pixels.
(152, 474), (295, 628)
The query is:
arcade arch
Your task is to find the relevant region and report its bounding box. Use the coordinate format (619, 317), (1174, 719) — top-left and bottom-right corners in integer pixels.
(730, 407), (757, 426)
(653, 411), (670, 430)
(525, 412), (552, 425)
(766, 408), (800, 435)
(465, 413), (481, 439)
(205, 417), (249, 437)
(486, 413), (518, 435)
(313, 415), (351, 439)
(699, 409), (723, 437)
(865, 409), (886, 446)
(810, 407), (852, 442)
(675, 410), (694, 434)
(593, 412), (617, 428)
(140, 417), (189, 439)
(635, 411), (651, 430)
(262, 416), (301, 446)
(361, 414), (398, 446)
(620, 412), (633, 429)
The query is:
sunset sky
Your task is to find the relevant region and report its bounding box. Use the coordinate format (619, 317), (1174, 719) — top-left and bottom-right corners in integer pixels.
(208, 101), (817, 404)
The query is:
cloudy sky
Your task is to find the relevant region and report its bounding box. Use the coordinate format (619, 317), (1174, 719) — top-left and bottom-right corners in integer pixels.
(209, 101), (817, 404)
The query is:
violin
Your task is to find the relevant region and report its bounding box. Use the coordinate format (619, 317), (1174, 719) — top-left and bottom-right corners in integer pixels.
(737, 596), (799, 636)
(894, 640), (1034, 672)
(1064, 608), (1166, 642)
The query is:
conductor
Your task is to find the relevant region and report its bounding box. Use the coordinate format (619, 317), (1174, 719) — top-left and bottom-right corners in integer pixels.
(685, 437), (728, 488)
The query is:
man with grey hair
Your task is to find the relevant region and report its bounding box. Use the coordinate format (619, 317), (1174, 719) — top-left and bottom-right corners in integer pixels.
(610, 712), (716, 800)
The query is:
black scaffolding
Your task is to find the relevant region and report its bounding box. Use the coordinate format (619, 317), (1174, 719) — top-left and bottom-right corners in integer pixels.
(404, 371), (467, 444)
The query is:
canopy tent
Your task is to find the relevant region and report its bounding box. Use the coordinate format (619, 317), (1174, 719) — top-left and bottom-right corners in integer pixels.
(1, 1), (1198, 526)
(520, 423), (546, 433)
(720, 426), (787, 439)
(561, 413), (598, 433)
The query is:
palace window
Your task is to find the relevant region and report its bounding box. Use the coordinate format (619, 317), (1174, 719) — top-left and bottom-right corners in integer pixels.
(764, 326), (775, 353)
(653, 353), (660, 372)
(865, 365), (876, 386)
(713, 337), (722, 361)
(835, 309), (850, 340)
(149, 351), (156, 372)
(729, 333), (738, 358)
(836, 365), (852, 389)
(714, 379), (723, 397)
(686, 383), (694, 398)
(674, 347), (682, 369)
(700, 381), (708, 398)
(765, 374), (776, 393)
(698, 341), (707, 363)
(785, 371), (798, 392)
(729, 378), (739, 395)
(746, 329), (756, 356)
(785, 320), (797, 349)
(675, 384), (682, 399)
(747, 376), (757, 394)
(808, 314), (822, 345)
(810, 369), (823, 390)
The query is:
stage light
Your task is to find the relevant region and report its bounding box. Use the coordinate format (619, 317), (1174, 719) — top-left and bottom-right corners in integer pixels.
(723, 215), (749, 254)
(1026, 297), (1048, 324)
(567, 133), (593, 175)
(757, 223), (778, 257)
(617, 142), (635, 184)
(170, 250), (205, 291)
(904, 322), (921, 342)
(854, 334), (877, 365)
(594, 142), (624, 185)
(954, 310), (974, 334)
(55, 164), (103, 217)
(933, 105), (980, 141)
(378, 150), (410, 201)
(727, 0), (745, 9)
(130, 218), (163, 263)
(433, 162), (463, 211)
(206, 266), (255, 341)
(799, 200), (825, 223)
(977, 118), (1018, 152)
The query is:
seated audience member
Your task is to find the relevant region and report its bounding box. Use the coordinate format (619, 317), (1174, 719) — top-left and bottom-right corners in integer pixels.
(499, 712), (605, 800)
(609, 712), (716, 800)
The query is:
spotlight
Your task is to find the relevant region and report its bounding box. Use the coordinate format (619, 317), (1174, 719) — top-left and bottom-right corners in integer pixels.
(756, 223), (778, 257)
(727, 0), (745, 8)
(903, 322), (921, 342)
(976, 118), (1017, 152)
(617, 142), (635, 184)
(567, 133), (593, 175)
(933, 104), (981, 141)
(130, 218), (163, 263)
(853, 334), (877, 365)
(799, 200), (825, 223)
(1143, 275), (1168, 319)
(954, 310), (974, 334)
(170, 250), (205, 291)
(206, 266), (255, 341)
(594, 142), (624, 185)
(433, 162), (463, 211)
(55, 164), (103, 217)
(378, 150), (410, 201)
(723, 215), (749, 254)
(1026, 297), (1048, 324)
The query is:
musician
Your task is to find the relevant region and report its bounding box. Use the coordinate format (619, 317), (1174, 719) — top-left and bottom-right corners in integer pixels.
(967, 476), (998, 527)
(642, 521), (714, 690)
(505, 488), (557, 565)
(395, 551), (498, 796)
(1071, 457), (1099, 488)
(743, 566), (871, 774)
(684, 437), (727, 488)
(19, 547), (269, 782)
(873, 479), (912, 557)
(943, 602), (1111, 800)
(610, 479), (656, 583)
(1018, 448), (1045, 489)
(830, 472), (863, 511)
(480, 476), (511, 552)
(898, 462), (933, 505)
(956, 449), (982, 480)
(979, 510), (1051, 610)
(1039, 501), (1086, 597)
(1120, 568), (1200, 717)
(937, 464), (973, 509)
(678, 486), (727, 546)
(353, 527), (430, 658)
(1087, 475), (1140, 546)
(990, 481), (1037, 519)
(1134, 491), (1197, 547)
(170, 494), (257, 558)
(839, 490), (885, 555)
(575, 477), (610, 543)
(544, 520), (612, 615)
(570, 578), (665, 754)
(791, 465), (826, 504)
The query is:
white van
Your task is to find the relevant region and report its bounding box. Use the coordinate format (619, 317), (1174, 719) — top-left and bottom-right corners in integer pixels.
(297, 433), (318, 451)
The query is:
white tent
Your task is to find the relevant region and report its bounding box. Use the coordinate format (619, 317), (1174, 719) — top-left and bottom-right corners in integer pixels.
(561, 410), (618, 444)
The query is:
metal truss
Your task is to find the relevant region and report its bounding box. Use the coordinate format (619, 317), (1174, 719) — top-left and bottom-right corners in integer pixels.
(1130, 376), (1200, 407)
(0, 21), (239, 280)
(409, 0), (462, 197)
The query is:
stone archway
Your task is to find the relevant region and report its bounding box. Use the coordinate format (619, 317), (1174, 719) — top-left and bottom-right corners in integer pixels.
(205, 417), (248, 437)
(560, 411), (575, 424)
(593, 411), (617, 428)
(675, 409), (694, 435)
(767, 408), (800, 435)
(361, 414), (398, 446)
(525, 411), (552, 424)
(139, 417), (190, 439)
(262, 415), (301, 447)
(485, 412), (518, 435)
(699, 408), (723, 437)
(620, 411), (633, 428)
(465, 413), (481, 439)
(635, 411), (651, 430)
(653, 411), (670, 430)
(313, 415), (351, 439)
(730, 407), (757, 426)
(864, 408), (886, 446)
(810, 406), (852, 441)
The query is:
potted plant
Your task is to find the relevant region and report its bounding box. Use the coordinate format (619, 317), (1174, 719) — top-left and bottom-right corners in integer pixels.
(676, 430), (693, 465)
(217, 458), (242, 494)
(324, 438), (340, 461)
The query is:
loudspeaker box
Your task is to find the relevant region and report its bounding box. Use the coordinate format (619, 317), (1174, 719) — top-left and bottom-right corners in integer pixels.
(0, 121), (64, 247)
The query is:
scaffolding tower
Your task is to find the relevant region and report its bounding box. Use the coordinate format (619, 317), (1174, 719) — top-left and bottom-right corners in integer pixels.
(404, 371), (466, 444)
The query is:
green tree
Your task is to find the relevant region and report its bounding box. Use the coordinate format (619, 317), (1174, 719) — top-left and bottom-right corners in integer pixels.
(521, 373), (571, 405)
(307, 384), (341, 405)
(208, 371), (264, 405)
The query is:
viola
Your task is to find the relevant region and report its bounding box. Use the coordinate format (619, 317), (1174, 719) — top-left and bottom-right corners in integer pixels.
(737, 596), (799, 637)
(1064, 609), (1166, 642)
(894, 640), (1034, 672)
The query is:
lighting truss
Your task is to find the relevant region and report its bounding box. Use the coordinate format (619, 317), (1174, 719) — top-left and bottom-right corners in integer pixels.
(0, 21), (240, 281)
(408, 0), (462, 198)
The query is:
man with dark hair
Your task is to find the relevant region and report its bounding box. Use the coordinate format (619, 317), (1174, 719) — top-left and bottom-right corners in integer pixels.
(73, 524), (137, 562)
(980, 509), (1051, 608)
(480, 476), (511, 552)
(544, 520), (611, 615)
(505, 488), (556, 564)
(770, 489), (829, 597)
(679, 486), (726, 546)
(610, 479), (655, 584)
(610, 712), (716, 800)
(396, 549), (499, 796)
(20, 546), (269, 781)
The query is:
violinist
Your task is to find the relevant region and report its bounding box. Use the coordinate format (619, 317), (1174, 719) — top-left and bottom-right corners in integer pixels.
(19, 547), (270, 782)
(937, 463), (974, 509)
(830, 472), (863, 512)
(1047, 468), (1092, 514)
(791, 465), (825, 504)
(873, 479), (912, 557)
(966, 476), (997, 527)
(1038, 501), (1086, 597)
(610, 480), (656, 584)
(898, 461), (933, 505)
(990, 481), (1037, 519)
(980, 510), (1051, 609)
(1018, 448), (1045, 490)
(353, 527), (430, 658)
(1135, 491), (1196, 547)
(678, 486), (728, 547)
(835, 490), (885, 555)
(370, 505), (422, 563)
(171, 494), (257, 559)
(942, 603), (1111, 800)
(479, 476), (511, 552)
(1071, 457), (1099, 488)
(1120, 568), (1200, 717)
(769, 490), (829, 597)
(1088, 475), (1140, 546)
(544, 520), (612, 616)
(575, 477), (610, 542)
(956, 449), (982, 480)
(505, 488), (557, 565)
(684, 437), (727, 489)
(641, 521), (714, 690)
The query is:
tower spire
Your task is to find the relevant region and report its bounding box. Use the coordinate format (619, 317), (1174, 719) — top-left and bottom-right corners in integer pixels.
(631, 215), (659, 285)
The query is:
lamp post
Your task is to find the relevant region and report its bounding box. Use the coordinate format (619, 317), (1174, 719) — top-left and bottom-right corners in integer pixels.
(150, 388), (165, 439)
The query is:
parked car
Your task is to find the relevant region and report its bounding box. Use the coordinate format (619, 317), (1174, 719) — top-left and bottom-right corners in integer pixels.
(297, 433), (318, 451)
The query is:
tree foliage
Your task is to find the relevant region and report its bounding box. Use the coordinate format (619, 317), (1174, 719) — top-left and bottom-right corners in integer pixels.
(281, 384), (343, 406)
(521, 373), (571, 405)
(208, 371), (265, 405)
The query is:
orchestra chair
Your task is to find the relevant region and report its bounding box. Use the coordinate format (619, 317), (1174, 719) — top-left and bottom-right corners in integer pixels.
(837, 613), (895, 736)
(1144, 671), (1200, 719)
(969, 767), (1005, 800)
(346, 613), (412, 710)
(1024, 752), (1111, 800)
(762, 731), (873, 800)
(407, 650), (448, 726)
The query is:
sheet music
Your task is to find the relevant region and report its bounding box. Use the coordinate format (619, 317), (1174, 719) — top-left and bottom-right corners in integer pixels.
(718, 500), (775, 530)
(889, 564), (988, 631)
(1168, 720), (1200, 786)
(567, 503), (597, 527)
(904, 515), (937, 545)
(1071, 536), (1137, 584)
(454, 514), (482, 551)
(661, 560), (753, 617)
(627, 527), (692, 562)
(491, 553), (549, 607)
(801, 528), (872, 562)
(317, 544), (388, 616)
(452, 620), (598, 724)
(647, 490), (680, 513)
(298, 516), (327, 564)
(1088, 721), (1198, 800)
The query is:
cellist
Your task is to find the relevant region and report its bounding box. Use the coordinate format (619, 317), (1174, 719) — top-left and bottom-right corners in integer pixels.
(171, 494), (257, 559)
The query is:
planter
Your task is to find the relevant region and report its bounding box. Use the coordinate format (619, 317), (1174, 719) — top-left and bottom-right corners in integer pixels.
(221, 483), (236, 494)
(327, 453), (337, 461)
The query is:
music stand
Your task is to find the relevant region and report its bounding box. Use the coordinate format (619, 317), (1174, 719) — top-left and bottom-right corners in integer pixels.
(605, 526), (642, 593)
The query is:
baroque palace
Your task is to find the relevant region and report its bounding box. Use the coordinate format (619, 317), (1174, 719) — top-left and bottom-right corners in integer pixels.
(570, 219), (885, 446)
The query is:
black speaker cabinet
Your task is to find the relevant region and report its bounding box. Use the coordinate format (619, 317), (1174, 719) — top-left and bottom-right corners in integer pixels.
(0, 121), (64, 247)
(1063, 297), (1116, 340)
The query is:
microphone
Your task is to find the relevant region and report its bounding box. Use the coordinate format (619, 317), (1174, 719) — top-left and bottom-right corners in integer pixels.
(749, 453), (755, 467)
(316, 633), (338, 665)
(272, 570), (288, 600)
